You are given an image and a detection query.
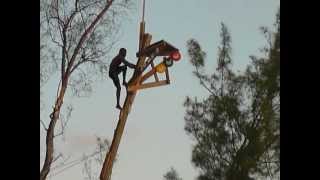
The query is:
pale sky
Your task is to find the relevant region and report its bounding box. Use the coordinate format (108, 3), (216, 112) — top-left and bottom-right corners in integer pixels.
(40, 0), (280, 180)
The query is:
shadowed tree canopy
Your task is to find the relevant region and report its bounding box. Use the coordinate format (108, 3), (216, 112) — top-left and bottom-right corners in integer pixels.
(184, 10), (279, 180)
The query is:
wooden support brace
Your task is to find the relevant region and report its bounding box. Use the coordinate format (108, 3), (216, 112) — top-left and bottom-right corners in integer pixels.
(140, 67), (156, 83)
(128, 62), (171, 92)
(142, 54), (157, 72)
(150, 62), (159, 82)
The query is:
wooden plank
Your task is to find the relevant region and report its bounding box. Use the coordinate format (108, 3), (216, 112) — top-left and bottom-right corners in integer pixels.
(138, 22), (145, 51)
(127, 68), (156, 92)
(138, 33), (152, 70)
(138, 80), (169, 90)
(130, 80), (169, 91)
(140, 67), (156, 83)
(136, 40), (179, 57)
(142, 54), (157, 72)
(165, 67), (170, 83)
(150, 62), (159, 82)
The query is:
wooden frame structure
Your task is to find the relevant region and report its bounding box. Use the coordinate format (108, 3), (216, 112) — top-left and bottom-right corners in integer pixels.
(128, 39), (178, 92)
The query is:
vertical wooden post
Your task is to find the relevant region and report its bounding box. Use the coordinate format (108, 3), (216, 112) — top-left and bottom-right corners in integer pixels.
(99, 31), (152, 180)
(165, 67), (170, 83)
(139, 22), (145, 51)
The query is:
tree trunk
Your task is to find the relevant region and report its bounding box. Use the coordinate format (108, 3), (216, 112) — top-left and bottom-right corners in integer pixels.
(40, 2), (113, 179)
(99, 91), (137, 180)
(99, 32), (152, 180)
(40, 81), (67, 180)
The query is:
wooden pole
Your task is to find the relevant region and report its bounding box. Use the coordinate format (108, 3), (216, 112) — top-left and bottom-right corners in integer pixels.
(138, 22), (145, 51)
(99, 33), (152, 180)
(142, 0), (146, 22)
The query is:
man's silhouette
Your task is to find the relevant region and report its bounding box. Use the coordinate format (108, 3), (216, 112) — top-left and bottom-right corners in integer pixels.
(109, 48), (136, 110)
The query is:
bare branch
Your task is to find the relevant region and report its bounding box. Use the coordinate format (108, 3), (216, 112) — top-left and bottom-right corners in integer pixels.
(54, 104), (73, 138)
(66, 1), (113, 74)
(70, 57), (99, 74)
(54, 131), (64, 138)
(195, 66), (217, 96)
(52, 153), (62, 163)
(40, 119), (48, 131)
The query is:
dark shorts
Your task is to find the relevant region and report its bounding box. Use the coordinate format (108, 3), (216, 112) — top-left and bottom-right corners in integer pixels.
(109, 66), (127, 86)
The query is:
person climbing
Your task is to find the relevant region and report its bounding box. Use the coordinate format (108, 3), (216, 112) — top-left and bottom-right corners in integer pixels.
(109, 48), (136, 110)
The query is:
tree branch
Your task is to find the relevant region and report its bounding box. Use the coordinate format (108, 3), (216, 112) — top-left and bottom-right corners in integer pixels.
(40, 119), (48, 131)
(52, 153), (62, 163)
(66, 1), (113, 75)
(195, 66), (217, 96)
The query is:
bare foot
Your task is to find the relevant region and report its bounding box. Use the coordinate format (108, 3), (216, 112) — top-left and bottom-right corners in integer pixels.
(116, 105), (122, 110)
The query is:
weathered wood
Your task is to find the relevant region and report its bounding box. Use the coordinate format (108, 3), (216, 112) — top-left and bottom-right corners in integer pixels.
(128, 80), (169, 91)
(130, 34), (152, 84)
(138, 22), (145, 51)
(99, 92), (135, 180)
(142, 54), (157, 72)
(99, 32), (152, 180)
(140, 67), (156, 83)
(136, 40), (179, 57)
(165, 67), (170, 83)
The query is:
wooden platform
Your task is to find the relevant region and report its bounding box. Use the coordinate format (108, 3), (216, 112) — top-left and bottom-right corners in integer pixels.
(136, 40), (179, 57)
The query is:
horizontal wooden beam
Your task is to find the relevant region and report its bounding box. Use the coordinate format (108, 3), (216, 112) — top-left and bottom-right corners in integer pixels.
(128, 80), (169, 91)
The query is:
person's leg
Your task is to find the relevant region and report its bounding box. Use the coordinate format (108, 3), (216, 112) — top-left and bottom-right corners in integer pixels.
(110, 72), (122, 110)
(119, 65), (128, 86)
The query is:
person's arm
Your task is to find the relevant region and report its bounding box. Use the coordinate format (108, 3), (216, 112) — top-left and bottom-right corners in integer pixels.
(122, 58), (136, 69)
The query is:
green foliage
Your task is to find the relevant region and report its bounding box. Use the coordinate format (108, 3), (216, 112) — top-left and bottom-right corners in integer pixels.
(186, 39), (207, 68)
(184, 12), (280, 180)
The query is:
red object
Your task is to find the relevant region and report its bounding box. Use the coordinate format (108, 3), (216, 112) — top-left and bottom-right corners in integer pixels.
(170, 51), (181, 61)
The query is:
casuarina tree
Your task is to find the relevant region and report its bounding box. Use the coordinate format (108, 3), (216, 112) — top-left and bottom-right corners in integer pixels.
(184, 11), (279, 180)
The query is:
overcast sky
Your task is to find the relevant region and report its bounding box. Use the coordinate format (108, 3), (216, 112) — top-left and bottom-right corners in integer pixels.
(40, 0), (280, 180)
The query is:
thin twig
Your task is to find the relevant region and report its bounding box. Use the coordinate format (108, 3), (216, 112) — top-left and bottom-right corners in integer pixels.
(40, 119), (48, 131)
(195, 66), (216, 96)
